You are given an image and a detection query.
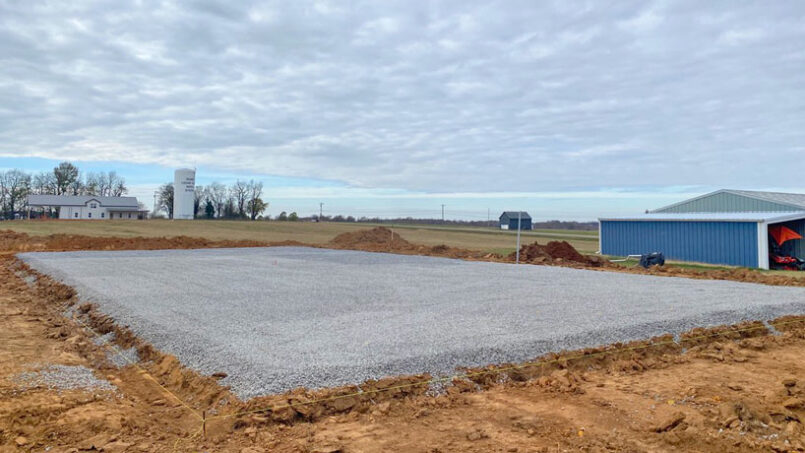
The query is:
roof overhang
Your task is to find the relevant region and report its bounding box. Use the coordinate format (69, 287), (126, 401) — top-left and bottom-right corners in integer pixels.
(106, 207), (146, 212)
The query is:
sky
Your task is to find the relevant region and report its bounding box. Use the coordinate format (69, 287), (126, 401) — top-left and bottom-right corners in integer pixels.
(1, 1), (804, 220)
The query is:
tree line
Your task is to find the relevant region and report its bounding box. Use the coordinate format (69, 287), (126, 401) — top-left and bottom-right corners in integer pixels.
(155, 180), (273, 220)
(0, 162), (128, 218)
(307, 216), (598, 230)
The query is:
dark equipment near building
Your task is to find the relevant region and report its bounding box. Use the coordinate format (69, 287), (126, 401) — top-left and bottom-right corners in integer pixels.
(769, 225), (805, 271)
(639, 252), (665, 268)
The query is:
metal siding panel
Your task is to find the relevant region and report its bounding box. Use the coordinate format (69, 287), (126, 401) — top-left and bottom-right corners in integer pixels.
(508, 218), (530, 230)
(657, 192), (796, 213)
(600, 220), (758, 267)
(796, 220), (805, 258)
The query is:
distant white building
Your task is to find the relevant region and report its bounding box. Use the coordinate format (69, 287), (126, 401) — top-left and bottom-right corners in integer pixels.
(26, 195), (147, 220)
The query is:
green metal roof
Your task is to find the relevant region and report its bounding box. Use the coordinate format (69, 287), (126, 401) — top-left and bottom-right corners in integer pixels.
(652, 189), (805, 213)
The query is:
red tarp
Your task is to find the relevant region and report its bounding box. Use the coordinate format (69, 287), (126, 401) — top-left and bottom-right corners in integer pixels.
(770, 225), (803, 246)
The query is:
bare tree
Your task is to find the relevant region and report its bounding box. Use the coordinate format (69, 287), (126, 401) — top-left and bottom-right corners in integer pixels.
(194, 185), (205, 218)
(86, 171), (125, 196)
(157, 183), (174, 219)
(109, 172), (127, 196)
(206, 182), (226, 218)
(69, 171), (86, 195)
(0, 172), (6, 216)
(53, 162), (79, 195)
(230, 180), (249, 219)
(246, 180), (265, 220)
(98, 173), (111, 196)
(0, 170), (31, 218)
(32, 172), (57, 195)
(84, 172), (100, 195)
(98, 172), (113, 196)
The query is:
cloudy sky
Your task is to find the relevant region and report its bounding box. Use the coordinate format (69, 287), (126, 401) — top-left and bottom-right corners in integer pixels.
(1, 1), (804, 220)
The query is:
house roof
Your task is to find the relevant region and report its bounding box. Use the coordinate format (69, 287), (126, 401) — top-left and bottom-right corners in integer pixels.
(599, 211), (805, 223)
(653, 189), (805, 213)
(26, 195), (139, 208)
(500, 211), (531, 220)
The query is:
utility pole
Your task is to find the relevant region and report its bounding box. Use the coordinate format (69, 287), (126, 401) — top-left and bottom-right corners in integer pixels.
(516, 211), (522, 264)
(441, 204), (445, 222)
(487, 208), (490, 226)
(319, 202), (323, 222)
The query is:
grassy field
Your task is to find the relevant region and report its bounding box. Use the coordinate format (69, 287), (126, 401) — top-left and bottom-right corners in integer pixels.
(613, 255), (805, 280)
(0, 219), (601, 254)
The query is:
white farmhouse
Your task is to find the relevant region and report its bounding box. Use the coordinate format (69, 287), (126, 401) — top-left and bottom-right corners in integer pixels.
(26, 195), (146, 220)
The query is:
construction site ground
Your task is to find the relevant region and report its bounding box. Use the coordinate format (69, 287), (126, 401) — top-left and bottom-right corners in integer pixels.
(1, 227), (804, 452)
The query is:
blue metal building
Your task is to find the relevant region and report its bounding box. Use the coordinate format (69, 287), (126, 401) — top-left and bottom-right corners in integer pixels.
(599, 190), (805, 269)
(499, 211), (532, 230)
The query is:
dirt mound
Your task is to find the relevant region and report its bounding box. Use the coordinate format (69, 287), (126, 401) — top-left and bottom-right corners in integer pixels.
(544, 241), (588, 262)
(330, 227), (413, 250)
(0, 230), (270, 253)
(511, 240), (604, 266)
(330, 228), (504, 261)
(514, 242), (551, 263)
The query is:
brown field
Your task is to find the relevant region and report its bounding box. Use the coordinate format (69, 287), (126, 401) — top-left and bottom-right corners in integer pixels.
(0, 223), (804, 452)
(0, 219), (601, 254)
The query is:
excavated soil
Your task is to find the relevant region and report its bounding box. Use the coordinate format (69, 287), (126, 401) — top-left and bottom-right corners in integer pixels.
(329, 226), (502, 260)
(330, 227), (414, 249)
(510, 240), (608, 267)
(1, 227), (805, 451)
(0, 229), (282, 253)
(2, 254), (804, 451)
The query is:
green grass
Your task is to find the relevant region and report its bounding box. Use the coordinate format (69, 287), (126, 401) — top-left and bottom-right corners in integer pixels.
(608, 255), (805, 279)
(1, 219), (601, 255)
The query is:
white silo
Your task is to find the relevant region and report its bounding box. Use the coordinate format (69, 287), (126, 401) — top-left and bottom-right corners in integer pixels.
(173, 168), (196, 220)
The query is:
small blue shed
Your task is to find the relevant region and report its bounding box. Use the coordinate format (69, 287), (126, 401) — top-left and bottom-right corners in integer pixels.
(500, 211), (532, 230)
(599, 190), (805, 269)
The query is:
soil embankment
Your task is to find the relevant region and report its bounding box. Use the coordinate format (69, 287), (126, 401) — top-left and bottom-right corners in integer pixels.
(0, 229), (277, 252)
(1, 255), (804, 451)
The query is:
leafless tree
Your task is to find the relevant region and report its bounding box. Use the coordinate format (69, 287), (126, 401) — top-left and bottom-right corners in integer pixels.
(0, 173), (6, 215)
(108, 172), (127, 196)
(85, 171), (127, 196)
(0, 170), (32, 218)
(206, 182), (226, 218)
(32, 172), (57, 195)
(53, 162), (79, 195)
(84, 173), (100, 195)
(246, 180), (264, 220)
(68, 175), (83, 195)
(157, 183), (174, 219)
(193, 185), (205, 218)
(230, 180), (249, 218)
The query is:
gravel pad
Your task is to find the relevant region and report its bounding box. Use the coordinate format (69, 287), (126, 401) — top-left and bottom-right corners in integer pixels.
(20, 247), (805, 399)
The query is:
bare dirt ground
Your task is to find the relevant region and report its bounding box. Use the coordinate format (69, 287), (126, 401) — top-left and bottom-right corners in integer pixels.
(1, 228), (805, 452)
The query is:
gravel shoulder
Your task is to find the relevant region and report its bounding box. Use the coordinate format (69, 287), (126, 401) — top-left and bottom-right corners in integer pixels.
(19, 247), (805, 398)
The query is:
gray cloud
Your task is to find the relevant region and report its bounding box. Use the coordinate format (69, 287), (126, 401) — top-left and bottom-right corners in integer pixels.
(1, 0), (803, 191)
